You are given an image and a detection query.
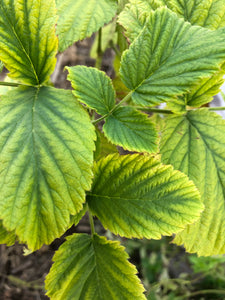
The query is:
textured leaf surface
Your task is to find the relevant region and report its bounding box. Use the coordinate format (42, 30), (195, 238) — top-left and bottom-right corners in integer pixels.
(56, 0), (118, 52)
(45, 233), (146, 300)
(166, 0), (225, 30)
(0, 87), (95, 250)
(161, 109), (225, 255)
(184, 70), (225, 108)
(119, 0), (225, 40)
(0, 0), (58, 85)
(103, 107), (158, 153)
(67, 66), (115, 115)
(118, 0), (163, 41)
(0, 220), (16, 246)
(94, 129), (118, 161)
(120, 8), (225, 108)
(87, 154), (203, 239)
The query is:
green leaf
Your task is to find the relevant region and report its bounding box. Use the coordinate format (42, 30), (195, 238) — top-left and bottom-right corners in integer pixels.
(0, 0), (58, 85)
(118, 0), (163, 41)
(90, 21), (117, 59)
(67, 66), (116, 115)
(0, 220), (16, 246)
(45, 233), (146, 300)
(103, 107), (158, 153)
(0, 86), (95, 250)
(70, 204), (87, 227)
(87, 154), (203, 240)
(166, 0), (225, 30)
(0, 60), (3, 73)
(56, 0), (118, 52)
(94, 129), (118, 161)
(120, 8), (225, 109)
(184, 69), (225, 108)
(161, 109), (225, 256)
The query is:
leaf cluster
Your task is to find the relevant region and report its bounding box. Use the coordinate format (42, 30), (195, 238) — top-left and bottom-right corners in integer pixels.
(1, 0), (225, 299)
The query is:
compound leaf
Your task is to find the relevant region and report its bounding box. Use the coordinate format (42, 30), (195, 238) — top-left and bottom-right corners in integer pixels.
(87, 154), (203, 239)
(103, 107), (158, 153)
(120, 8), (225, 109)
(161, 109), (225, 255)
(67, 66), (116, 115)
(56, 0), (118, 52)
(0, 86), (95, 250)
(0, 0), (58, 85)
(0, 220), (16, 246)
(45, 233), (146, 300)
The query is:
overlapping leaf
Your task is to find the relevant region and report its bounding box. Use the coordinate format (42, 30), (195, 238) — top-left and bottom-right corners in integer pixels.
(165, 0), (225, 30)
(67, 66), (115, 115)
(161, 109), (225, 255)
(118, 0), (163, 41)
(94, 129), (118, 161)
(0, 220), (16, 246)
(45, 233), (146, 300)
(0, 0), (58, 85)
(87, 154), (203, 239)
(103, 107), (158, 153)
(56, 0), (118, 52)
(0, 86), (95, 250)
(120, 8), (225, 109)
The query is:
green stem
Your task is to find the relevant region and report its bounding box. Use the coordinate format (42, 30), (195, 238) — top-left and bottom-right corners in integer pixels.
(92, 91), (133, 125)
(180, 289), (225, 299)
(134, 106), (174, 114)
(208, 106), (225, 111)
(0, 81), (22, 87)
(88, 208), (95, 236)
(95, 28), (103, 69)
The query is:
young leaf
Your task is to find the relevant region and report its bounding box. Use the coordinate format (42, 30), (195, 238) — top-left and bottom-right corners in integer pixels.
(45, 233), (146, 300)
(103, 107), (158, 153)
(161, 109), (225, 256)
(87, 154), (203, 240)
(0, 220), (16, 246)
(0, 87), (95, 250)
(67, 66), (115, 115)
(56, 0), (118, 52)
(120, 8), (225, 108)
(0, 0), (58, 85)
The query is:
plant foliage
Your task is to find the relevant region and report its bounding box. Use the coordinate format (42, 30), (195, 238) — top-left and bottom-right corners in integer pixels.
(1, 0), (225, 298)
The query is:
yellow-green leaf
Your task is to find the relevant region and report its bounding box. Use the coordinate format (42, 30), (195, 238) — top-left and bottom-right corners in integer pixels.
(0, 220), (16, 246)
(103, 107), (158, 153)
(0, 0), (58, 85)
(87, 154), (203, 240)
(45, 233), (146, 300)
(120, 8), (225, 109)
(56, 0), (118, 52)
(161, 109), (225, 255)
(0, 86), (95, 250)
(67, 66), (116, 115)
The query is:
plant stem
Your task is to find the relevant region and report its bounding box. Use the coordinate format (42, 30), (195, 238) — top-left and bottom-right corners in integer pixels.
(208, 106), (225, 111)
(88, 209), (95, 236)
(95, 28), (103, 69)
(180, 289), (225, 299)
(92, 91), (133, 125)
(134, 106), (174, 114)
(0, 81), (21, 87)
